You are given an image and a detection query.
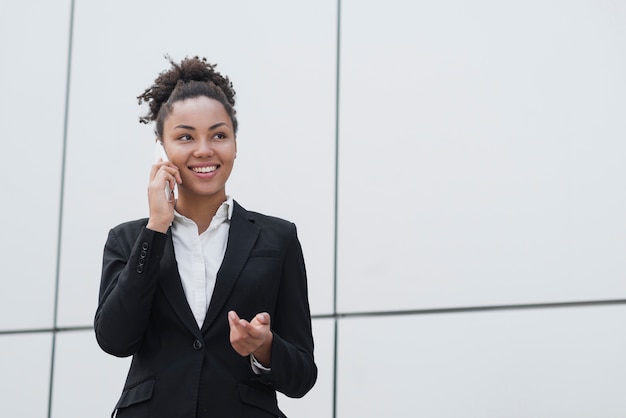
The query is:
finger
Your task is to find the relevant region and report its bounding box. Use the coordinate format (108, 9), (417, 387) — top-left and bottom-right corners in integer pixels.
(173, 168), (182, 184)
(249, 313), (270, 329)
(228, 310), (239, 325)
(151, 159), (171, 172)
(150, 161), (162, 179)
(229, 311), (248, 330)
(255, 312), (270, 325)
(151, 166), (167, 185)
(159, 165), (182, 186)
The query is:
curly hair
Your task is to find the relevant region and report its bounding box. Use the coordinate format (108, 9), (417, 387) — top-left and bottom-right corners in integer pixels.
(137, 55), (238, 137)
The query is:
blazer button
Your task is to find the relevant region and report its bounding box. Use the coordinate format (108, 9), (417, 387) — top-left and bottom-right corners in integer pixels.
(193, 339), (203, 350)
(142, 242), (149, 250)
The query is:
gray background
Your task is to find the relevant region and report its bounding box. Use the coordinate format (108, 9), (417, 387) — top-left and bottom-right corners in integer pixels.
(1, 0), (625, 417)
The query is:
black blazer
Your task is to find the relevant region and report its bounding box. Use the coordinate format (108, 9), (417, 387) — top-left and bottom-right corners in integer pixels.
(94, 201), (317, 418)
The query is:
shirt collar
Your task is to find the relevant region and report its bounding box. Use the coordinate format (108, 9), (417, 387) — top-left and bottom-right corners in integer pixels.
(220, 196), (234, 221)
(173, 196), (234, 224)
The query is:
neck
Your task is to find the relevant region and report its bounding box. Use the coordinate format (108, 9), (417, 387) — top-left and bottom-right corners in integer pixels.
(175, 192), (227, 234)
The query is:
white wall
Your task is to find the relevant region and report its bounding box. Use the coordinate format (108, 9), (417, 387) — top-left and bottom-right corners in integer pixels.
(1, 0), (625, 417)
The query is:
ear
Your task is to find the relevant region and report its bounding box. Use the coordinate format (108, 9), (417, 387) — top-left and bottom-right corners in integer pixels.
(234, 135), (237, 158)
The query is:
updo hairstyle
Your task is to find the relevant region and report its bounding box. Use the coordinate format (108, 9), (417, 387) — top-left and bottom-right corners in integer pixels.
(137, 56), (238, 138)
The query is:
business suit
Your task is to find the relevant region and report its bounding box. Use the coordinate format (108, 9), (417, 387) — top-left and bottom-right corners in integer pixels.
(95, 201), (317, 417)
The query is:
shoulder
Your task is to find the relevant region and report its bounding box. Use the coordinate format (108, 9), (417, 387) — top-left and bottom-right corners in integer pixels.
(233, 202), (305, 258)
(233, 201), (297, 236)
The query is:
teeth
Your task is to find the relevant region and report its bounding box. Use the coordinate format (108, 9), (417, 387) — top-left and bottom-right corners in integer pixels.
(192, 166), (217, 173)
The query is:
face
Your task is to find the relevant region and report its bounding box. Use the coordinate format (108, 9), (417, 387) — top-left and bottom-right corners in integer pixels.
(161, 96), (237, 203)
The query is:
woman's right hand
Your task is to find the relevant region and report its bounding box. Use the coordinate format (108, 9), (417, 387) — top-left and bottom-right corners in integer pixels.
(146, 160), (181, 233)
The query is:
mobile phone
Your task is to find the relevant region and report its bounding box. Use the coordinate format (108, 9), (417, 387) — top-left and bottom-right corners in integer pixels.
(154, 141), (173, 202)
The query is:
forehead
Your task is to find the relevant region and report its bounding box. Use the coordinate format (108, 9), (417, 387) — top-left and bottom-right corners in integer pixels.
(165, 96), (231, 127)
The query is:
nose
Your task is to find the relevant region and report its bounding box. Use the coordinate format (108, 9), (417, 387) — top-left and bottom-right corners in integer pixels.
(194, 138), (215, 158)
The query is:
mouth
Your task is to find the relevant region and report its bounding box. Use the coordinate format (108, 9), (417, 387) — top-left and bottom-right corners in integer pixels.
(191, 165), (218, 174)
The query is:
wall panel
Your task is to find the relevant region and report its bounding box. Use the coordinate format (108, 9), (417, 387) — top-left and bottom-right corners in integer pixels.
(51, 330), (130, 417)
(338, 0), (626, 313)
(278, 319), (335, 417)
(0, 0), (71, 330)
(337, 305), (626, 417)
(0, 334), (52, 417)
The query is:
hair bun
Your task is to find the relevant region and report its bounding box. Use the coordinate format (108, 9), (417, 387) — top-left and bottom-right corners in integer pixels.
(138, 55), (236, 129)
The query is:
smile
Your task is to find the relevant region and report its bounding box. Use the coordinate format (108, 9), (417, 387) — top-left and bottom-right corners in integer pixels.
(192, 166), (217, 173)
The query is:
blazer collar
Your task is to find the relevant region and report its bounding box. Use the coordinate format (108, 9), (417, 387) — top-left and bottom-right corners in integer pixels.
(202, 201), (260, 333)
(157, 200), (259, 337)
(157, 232), (199, 336)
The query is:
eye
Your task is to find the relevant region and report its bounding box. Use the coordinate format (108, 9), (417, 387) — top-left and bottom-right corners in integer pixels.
(178, 133), (193, 141)
(213, 132), (226, 140)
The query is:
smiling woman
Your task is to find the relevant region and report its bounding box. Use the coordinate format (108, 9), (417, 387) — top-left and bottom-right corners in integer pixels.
(94, 56), (317, 418)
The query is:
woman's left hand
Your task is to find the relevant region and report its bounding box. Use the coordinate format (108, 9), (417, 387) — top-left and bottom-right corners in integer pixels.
(228, 310), (273, 367)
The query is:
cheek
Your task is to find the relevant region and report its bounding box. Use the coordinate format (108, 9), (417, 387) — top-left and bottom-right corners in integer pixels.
(222, 146), (237, 164)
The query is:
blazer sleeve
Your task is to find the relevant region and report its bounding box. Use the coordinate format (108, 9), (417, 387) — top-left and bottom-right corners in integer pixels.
(255, 224), (318, 398)
(94, 224), (168, 357)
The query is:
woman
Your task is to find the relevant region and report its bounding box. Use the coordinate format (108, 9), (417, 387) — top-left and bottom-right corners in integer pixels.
(94, 56), (317, 418)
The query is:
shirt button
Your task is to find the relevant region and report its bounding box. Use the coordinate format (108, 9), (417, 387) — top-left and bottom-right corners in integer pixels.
(193, 339), (203, 350)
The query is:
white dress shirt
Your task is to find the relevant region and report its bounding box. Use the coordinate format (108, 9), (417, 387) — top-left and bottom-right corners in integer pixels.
(171, 197), (233, 329)
(170, 197), (269, 374)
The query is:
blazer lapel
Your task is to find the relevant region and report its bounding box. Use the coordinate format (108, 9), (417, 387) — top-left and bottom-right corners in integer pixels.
(158, 229), (201, 336)
(202, 202), (260, 333)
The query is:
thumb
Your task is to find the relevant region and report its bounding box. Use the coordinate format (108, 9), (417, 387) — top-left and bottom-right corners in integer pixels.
(255, 312), (270, 325)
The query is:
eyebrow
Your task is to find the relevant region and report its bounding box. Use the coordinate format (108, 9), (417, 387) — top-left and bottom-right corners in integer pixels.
(173, 124), (195, 130)
(173, 122), (230, 131)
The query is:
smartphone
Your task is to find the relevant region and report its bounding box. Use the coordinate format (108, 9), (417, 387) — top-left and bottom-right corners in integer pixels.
(154, 141), (173, 201)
